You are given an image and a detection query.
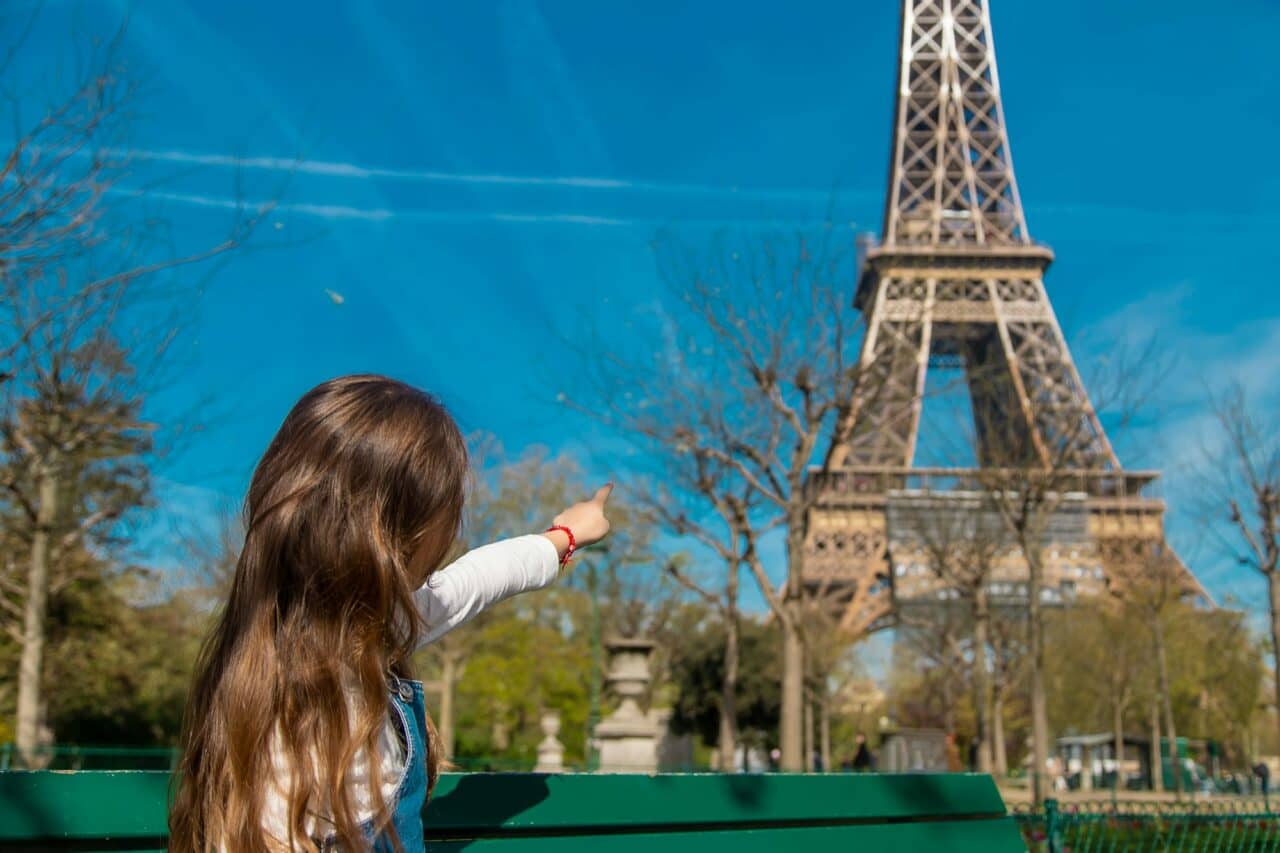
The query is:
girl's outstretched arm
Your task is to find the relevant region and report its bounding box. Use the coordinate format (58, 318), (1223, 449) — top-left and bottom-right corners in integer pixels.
(413, 483), (613, 646)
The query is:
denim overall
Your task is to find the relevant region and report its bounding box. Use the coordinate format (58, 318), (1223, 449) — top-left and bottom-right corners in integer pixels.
(372, 674), (429, 852)
(315, 675), (429, 851)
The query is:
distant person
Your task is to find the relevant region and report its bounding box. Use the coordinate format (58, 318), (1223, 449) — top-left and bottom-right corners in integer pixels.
(1254, 760), (1271, 796)
(168, 376), (614, 851)
(1048, 756), (1069, 792)
(852, 733), (874, 772)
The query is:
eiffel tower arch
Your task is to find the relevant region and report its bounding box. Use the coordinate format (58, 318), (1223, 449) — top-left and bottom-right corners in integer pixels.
(804, 0), (1208, 635)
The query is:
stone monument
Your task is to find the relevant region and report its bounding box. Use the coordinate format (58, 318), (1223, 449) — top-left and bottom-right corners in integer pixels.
(593, 636), (661, 773)
(534, 710), (565, 773)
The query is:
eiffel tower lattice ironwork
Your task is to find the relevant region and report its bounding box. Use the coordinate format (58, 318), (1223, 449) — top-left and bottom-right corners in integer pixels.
(803, 0), (1207, 635)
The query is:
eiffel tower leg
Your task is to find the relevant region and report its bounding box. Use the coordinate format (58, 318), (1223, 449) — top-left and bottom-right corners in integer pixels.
(990, 284), (1119, 470)
(829, 276), (933, 469)
(986, 282), (1053, 466)
(811, 277), (935, 636)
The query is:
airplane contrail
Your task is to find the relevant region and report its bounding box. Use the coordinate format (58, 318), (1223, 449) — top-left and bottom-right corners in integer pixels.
(116, 187), (853, 230)
(108, 147), (844, 202)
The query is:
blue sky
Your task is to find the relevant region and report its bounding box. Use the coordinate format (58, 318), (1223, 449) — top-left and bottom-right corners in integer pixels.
(12, 1), (1280, 628)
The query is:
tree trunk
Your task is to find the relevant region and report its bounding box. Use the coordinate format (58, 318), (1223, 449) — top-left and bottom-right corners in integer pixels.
(16, 466), (58, 768)
(492, 697), (510, 752)
(1026, 545), (1049, 804)
(718, 604), (741, 772)
(779, 524), (808, 773)
(1113, 700), (1125, 794)
(942, 672), (957, 736)
(1149, 695), (1163, 792)
(820, 695), (831, 774)
(1153, 617), (1182, 799)
(780, 603), (805, 771)
(440, 651), (458, 758)
(1270, 572), (1280, 753)
(972, 587), (993, 774)
(803, 689), (814, 772)
(992, 688), (1008, 776)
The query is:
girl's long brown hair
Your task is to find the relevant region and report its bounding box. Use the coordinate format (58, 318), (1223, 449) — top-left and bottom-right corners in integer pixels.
(170, 375), (468, 851)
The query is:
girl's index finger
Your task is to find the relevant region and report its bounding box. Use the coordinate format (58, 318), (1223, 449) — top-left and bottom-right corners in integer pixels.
(592, 482), (614, 505)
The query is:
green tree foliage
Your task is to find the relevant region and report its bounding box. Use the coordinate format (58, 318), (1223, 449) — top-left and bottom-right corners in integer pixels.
(43, 571), (204, 746)
(0, 552), (207, 749)
(1, 382), (157, 757)
(451, 603), (592, 766)
(1165, 608), (1263, 766)
(1045, 602), (1264, 769)
(1044, 601), (1150, 736)
(666, 612), (780, 752)
(885, 596), (1264, 778)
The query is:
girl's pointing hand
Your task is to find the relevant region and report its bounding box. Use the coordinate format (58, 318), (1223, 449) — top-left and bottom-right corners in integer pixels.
(545, 483), (613, 558)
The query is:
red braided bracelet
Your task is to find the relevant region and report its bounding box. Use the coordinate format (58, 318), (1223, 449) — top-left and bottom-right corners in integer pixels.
(545, 525), (576, 566)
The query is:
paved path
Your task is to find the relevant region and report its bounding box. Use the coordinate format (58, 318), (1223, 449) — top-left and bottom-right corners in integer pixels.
(999, 785), (1268, 806)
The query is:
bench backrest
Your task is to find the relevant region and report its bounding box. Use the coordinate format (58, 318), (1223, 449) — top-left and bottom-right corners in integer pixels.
(0, 770), (1022, 851)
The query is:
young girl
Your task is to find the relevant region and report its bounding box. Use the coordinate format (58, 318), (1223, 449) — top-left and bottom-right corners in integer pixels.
(169, 375), (612, 852)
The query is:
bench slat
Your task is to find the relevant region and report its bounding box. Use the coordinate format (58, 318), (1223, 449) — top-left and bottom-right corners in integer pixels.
(0, 771), (1014, 849)
(424, 772), (1007, 831)
(424, 819), (1026, 852)
(0, 772), (170, 840)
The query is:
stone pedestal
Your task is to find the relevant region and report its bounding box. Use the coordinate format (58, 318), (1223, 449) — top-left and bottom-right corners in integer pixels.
(534, 710), (565, 772)
(593, 636), (661, 773)
(879, 728), (948, 772)
(652, 707), (694, 771)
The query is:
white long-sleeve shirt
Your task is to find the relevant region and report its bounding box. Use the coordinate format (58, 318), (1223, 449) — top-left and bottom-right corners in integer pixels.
(261, 534), (560, 844)
(413, 535), (561, 647)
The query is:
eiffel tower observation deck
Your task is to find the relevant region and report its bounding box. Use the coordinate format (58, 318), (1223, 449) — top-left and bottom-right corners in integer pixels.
(804, 0), (1207, 636)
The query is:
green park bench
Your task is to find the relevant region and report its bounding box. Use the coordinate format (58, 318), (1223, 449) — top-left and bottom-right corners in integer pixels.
(0, 770), (1022, 851)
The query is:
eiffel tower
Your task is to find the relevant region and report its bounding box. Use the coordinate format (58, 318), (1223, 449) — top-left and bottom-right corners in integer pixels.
(804, 0), (1206, 634)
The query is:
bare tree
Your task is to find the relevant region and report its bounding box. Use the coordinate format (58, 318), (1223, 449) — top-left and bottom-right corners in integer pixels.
(895, 491), (1008, 773)
(638, 467), (757, 770)
(1096, 606), (1141, 794)
(0, 25), (264, 766)
(182, 511), (244, 605)
(570, 228), (860, 770)
(1203, 384), (1280, 745)
(987, 608), (1027, 776)
(975, 465), (1081, 802)
(801, 608), (872, 772)
(891, 607), (972, 735)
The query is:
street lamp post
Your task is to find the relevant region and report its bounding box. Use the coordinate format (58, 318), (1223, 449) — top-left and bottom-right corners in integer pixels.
(586, 558), (602, 771)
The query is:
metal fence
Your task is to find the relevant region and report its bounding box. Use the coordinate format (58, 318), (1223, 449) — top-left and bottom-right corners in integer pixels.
(0, 744), (711, 774)
(0, 745), (538, 773)
(1014, 798), (1280, 851)
(0, 742), (178, 771)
